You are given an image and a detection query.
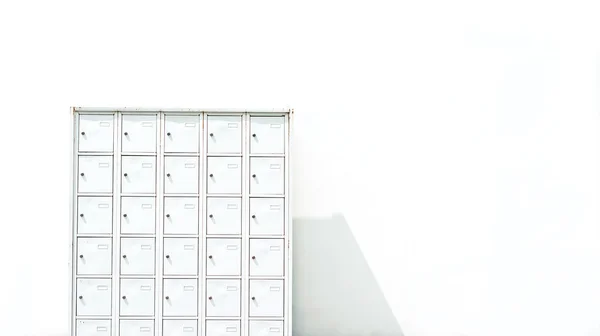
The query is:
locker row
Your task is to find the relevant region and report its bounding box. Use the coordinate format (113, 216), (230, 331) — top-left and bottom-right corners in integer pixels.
(77, 238), (284, 277)
(78, 197), (284, 236)
(76, 279), (284, 317)
(79, 114), (286, 155)
(78, 156), (285, 195)
(77, 319), (283, 336)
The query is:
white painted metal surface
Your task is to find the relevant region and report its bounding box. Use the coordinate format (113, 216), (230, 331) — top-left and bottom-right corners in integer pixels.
(71, 108), (292, 336)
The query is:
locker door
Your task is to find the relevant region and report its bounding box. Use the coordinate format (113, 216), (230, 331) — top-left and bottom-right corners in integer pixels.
(120, 279), (155, 316)
(165, 115), (200, 153)
(76, 319), (111, 336)
(76, 279), (112, 316)
(164, 197), (199, 235)
(120, 238), (155, 275)
(206, 238), (241, 276)
(78, 156), (113, 193)
(206, 279), (241, 317)
(122, 115), (157, 153)
(249, 116), (285, 154)
(249, 239), (284, 277)
(77, 238), (112, 275)
(77, 197), (113, 235)
(163, 279), (198, 317)
(207, 157), (242, 194)
(121, 156), (156, 194)
(249, 280), (284, 317)
(249, 158), (284, 195)
(164, 156), (199, 194)
(249, 198), (284, 236)
(205, 320), (241, 336)
(119, 320), (154, 336)
(206, 197), (241, 235)
(164, 238), (199, 276)
(206, 115), (242, 154)
(249, 321), (284, 336)
(79, 114), (114, 152)
(121, 197), (156, 235)
(163, 320), (198, 336)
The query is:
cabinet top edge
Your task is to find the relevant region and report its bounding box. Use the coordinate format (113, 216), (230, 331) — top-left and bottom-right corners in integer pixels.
(72, 107), (293, 114)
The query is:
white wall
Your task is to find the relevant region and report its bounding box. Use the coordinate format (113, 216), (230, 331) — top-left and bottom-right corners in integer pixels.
(1, 1), (599, 336)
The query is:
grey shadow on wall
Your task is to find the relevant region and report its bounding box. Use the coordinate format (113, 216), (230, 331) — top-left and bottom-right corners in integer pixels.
(292, 213), (404, 336)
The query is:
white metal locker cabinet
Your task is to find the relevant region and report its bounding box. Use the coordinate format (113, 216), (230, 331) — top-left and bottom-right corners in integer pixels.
(77, 238), (112, 275)
(78, 156), (113, 193)
(121, 156), (156, 194)
(76, 320), (112, 336)
(163, 320), (198, 336)
(119, 320), (155, 336)
(120, 238), (155, 275)
(120, 197), (156, 234)
(206, 197), (242, 235)
(249, 198), (284, 236)
(164, 115), (201, 153)
(76, 279), (112, 316)
(71, 108), (292, 336)
(207, 157), (242, 194)
(163, 279), (198, 317)
(206, 320), (241, 336)
(206, 115), (242, 154)
(249, 117), (285, 154)
(120, 279), (155, 316)
(164, 156), (199, 194)
(163, 238), (199, 276)
(248, 280), (284, 318)
(77, 197), (113, 235)
(249, 239), (284, 277)
(206, 238), (242, 276)
(248, 321), (284, 336)
(206, 279), (241, 317)
(78, 114), (114, 153)
(163, 197), (199, 235)
(249, 158), (284, 195)
(121, 114), (157, 153)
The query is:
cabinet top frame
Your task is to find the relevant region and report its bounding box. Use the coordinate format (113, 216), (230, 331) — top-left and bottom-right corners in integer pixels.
(72, 107), (293, 114)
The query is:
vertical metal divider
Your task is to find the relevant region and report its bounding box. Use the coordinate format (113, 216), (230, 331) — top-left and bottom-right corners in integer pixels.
(242, 113), (249, 336)
(200, 113), (207, 336)
(284, 110), (292, 336)
(69, 111), (78, 336)
(157, 113), (164, 336)
(114, 112), (122, 336)
(199, 113), (205, 335)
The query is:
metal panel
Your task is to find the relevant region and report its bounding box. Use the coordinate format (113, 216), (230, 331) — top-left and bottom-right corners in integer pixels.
(163, 197), (199, 235)
(164, 156), (199, 194)
(207, 157), (242, 194)
(206, 238), (242, 276)
(249, 158), (284, 195)
(249, 198), (284, 236)
(163, 279), (199, 317)
(119, 279), (155, 316)
(206, 320), (241, 336)
(163, 238), (199, 276)
(206, 197), (242, 235)
(164, 115), (201, 153)
(206, 279), (241, 317)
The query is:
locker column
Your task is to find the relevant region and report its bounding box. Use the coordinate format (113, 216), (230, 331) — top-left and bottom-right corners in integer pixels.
(247, 115), (287, 336)
(119, 114), (158, 336)
(74, 113), (115, 336)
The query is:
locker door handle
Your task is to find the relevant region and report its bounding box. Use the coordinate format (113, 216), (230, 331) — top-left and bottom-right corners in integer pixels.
(166, 214), (170, 218)
(208, 255), (213, 259)
(167, 132), (171, 136)
(166, 173), (171, 177)
(81, 132), (85, 135)
(165, 296), (169, 300)
(123, 214), (127, 217)
(123, 173), (128, 177)
(251, 215), (256, 218)
(122, 255), (127, 258)
(165, 255), (170, 259)
(252, 256), (256, 260)
(209, 174), (213, 177)
(79, 296), (83, 299)
(252, 134), (256, 137)
(251, 297), (256, 300)
(252, 174), (256, 178)
(80, 214), (84, 217)
(122, 296), (126, 300)
(210, 133), (214, 137)
(208, 296), (213, 300)
(209, 214), (213, 218)
(79, 255), (84, 258)
(124, 132), (128, 136)
(80, 173), (85, 176)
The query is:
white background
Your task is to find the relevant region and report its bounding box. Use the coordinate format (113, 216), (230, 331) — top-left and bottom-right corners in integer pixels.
(0, 1), (599, 336)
